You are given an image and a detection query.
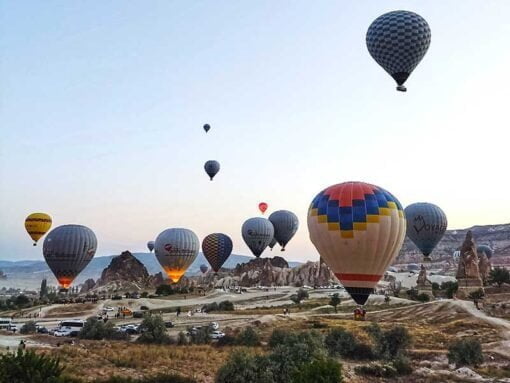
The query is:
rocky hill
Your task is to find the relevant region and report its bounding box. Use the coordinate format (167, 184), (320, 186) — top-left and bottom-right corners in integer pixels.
(397, 223), (510, 264)
(81, 251), (162, 293)
(192, 256), (339, 288)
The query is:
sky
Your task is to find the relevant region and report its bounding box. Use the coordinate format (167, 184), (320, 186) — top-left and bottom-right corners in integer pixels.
(1, 1), (509, 263)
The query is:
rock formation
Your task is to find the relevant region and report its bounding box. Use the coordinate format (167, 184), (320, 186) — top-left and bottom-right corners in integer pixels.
(80, 278), (96, 293)
(478, 253), (491, 285)
(456, 231), (484, 298)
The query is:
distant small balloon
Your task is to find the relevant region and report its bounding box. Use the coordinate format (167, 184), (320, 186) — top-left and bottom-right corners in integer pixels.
(204, 160), (220, 181)
(477, 245), (493, 259)
(25, 213), (52, 246)
(268, 237), (277, 251)
(147, 241), (155, 253)
(366, 10), (431, 92)
(258, 202), (268, 214)
(200, 264), (209, 274)
(203, 124), (211, 133)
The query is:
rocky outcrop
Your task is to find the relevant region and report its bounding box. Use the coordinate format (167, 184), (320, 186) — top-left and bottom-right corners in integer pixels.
(192, 257), (339, 288)
(80, 278), (96, 293)
(90, 251), (164, 293)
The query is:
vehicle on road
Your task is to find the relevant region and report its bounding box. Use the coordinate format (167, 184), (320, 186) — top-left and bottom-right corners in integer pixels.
(164, 321), (174, 328)
(36, 325), (48, 334)
(209, 322), (219, 330)
(54, 328), (73, 337)
(103, 306), (115, 311)
(0, 318), (12, 330)
(210, 330), (225, 339)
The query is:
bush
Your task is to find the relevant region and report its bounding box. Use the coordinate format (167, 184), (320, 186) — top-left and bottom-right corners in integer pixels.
(235, 327), (260, 347)
(177, 331), (188, 346)
(431, 282), (440, 291)
(215, 351), (273, 383)
(328, 293), (341, 313)
(140, 292), (149, 298)
(325, 328), (374, 360)
(218, 300), (234, 311)
(216, 334), (236, 347)
(292, 358), (343, 383)
(290, 289), (309, 307)
(20, 321), (37, 334)
(188, 326), (211, 345)
(155, 284), (175, 296)
(448, 338), (484, 367)
(99, 374), (196, 383)
(391, 356), (413, 375)
(468, 289), (485, 300)
(440, 281), (459, 298)
(80, 318), (127, 341)
(366, 323), (411, 360)
(137, 316), (172, 344)
(0, 349), (64, 383)
(489, 267), (510, 287)
(202, 302), (219, 313)
(416, 293), (430, 303)
(268, 328), (292, 348)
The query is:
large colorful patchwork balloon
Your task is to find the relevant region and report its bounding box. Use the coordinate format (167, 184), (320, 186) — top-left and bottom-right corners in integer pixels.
(308, 181), (406, 305)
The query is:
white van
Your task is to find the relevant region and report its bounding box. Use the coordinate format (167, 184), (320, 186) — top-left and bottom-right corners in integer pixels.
(58, 319), (85, 333)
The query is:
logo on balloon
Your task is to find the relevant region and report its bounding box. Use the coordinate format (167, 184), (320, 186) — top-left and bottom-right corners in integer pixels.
(164, 244), (173, 252)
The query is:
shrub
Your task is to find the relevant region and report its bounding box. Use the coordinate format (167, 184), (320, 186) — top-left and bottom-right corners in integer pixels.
(431, 282), (440, 291)
(354, 363), (398, 378)
(290, 289), (309, 307)
(235, 327), (260, 347)
(215, 351), (273, 383)
(366, 323), (411, 360)
(292, 358), (343, 383)
(440, 281), (459, 298)
(391, 356), (413, 375)
(268, 328), (293, 349)
(328, 293), (341, 313)
(325, 328), (374, 360)
(188, 326), (211, 345)
(448, 338), (484, 367)
(137, 316), (172, 344)
(140, 292), (149, 298)
(80, 318), (127, 341)
(416, 293), (430, 303)
(155, 284), (175, 296)
(99, 374), (196, 383)
(468, 289), (485, 300)
(0, 349), (64, 383)
(406, 288), (419, 300)
(202, 302), (219, 313)
(177, 331), (188, 346)
(489, 267), (510, 287)
(20, 321), (37, 334)
(216, 334), (236, 347)
(218, 300), (234, 311)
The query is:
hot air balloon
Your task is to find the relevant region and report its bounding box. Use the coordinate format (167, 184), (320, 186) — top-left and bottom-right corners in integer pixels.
(366, 10), (431, 92)
(477, 245), (493, 259)
(25, 213), (52, 246)
(242, 217), (274, 257)
(203, 124), (211, 133)
(404, 203), (447, 262)
(269, 237), (277, 251)
(202, 233), (233, 272)
(204, 160), (220, 181)
(258, 202), (268, 214)
(154, 228), (199, 283)
(43, 224), (97, 290)
(200, 264), (209, 274)
(268, 210), (299, 251)
(147, 241), (155, 253)
(307, 181), (406, 305)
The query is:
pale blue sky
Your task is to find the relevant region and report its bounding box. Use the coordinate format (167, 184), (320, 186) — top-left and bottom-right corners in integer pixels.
(1, 1), (509, 262)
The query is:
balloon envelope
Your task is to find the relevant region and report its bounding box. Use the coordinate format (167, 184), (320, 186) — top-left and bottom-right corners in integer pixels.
(366, 10), (431, 91)
(203, 124), (211, 133)
(477, 245), (493, 259)
(154, 228), (199, 283)
(204, 160), (220, 181)
(202, 233), (233, 272)
(25, 213), (52, 246)
(200, 264), (209, 274)
(43, 224), (97, 289)
(147, 241), (155, 252)
(242, 217), (274, 257)
(308, 181), (406, 305)
(268, 210), (299, 251)
(404, 202), (447, 261)
(258, 202), (268, 214)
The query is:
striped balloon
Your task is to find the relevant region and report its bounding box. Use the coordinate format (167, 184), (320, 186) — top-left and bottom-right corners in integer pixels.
(202, 233), (233, 272)
(268, 210), (299, 251)
(154, 228), (199, 283)
(25, 213), (52, 246)
(242, 217), (274, 257)
(43, 224), (97, 289)
(308, 182), (406, 305)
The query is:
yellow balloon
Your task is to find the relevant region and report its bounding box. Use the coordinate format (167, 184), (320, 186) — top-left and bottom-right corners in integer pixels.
(25, 213), (52, 246)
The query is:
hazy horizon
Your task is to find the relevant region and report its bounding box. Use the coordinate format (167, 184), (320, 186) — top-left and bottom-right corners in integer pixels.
(1, 1), (509, 262)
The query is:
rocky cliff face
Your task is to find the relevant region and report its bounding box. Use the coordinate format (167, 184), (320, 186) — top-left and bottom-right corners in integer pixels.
(192, 256), (339, 288)
(397, 223), (510, 263)
(85, 251), (162, 293)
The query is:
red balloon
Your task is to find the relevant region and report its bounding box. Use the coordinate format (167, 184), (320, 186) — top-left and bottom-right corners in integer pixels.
(258, 202), (268, 214)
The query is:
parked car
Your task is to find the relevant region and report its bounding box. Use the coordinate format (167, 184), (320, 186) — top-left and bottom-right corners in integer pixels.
(54, 327), (73, 337)
(8, 324), (18, 333)
(103, 306), (115, 311)
(186, 326), (202, 336)
(209, 330), (225, 339)
(36, 326), (48, 334)
(164, 321), (174, 328)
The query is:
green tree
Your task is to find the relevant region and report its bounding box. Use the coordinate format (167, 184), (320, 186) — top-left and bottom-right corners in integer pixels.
(40, 279), (48, 299)
(416, 293), (430, 303)
(20, 321), (37, 334)
(292, 358), (343, 383)
(440, 281), (458, 299)
(366, 323), (411, 360)
(488, 267), (510, 287)
(138, 315), (171, 344)
(448, 338), (484, 367)
(325, 328), (374, 360)
(0, 350), (64, 383)
(215, 351), (273, 383)
(328, 293), (341, 313)
(235, 327), (260, 347)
